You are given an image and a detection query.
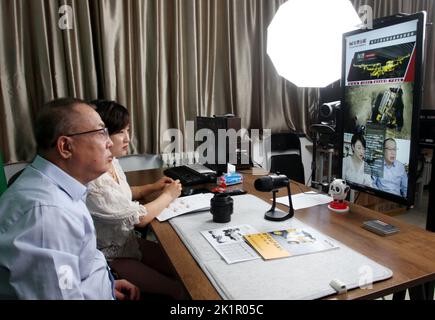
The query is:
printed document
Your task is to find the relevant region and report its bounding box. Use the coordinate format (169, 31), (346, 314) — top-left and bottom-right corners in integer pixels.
(201, 224), (261, 264)
(276, 191), (332, 210)
(157, 193), (214, 222)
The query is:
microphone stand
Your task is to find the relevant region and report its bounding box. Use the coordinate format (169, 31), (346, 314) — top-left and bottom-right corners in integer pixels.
(265, 183), (295, 221)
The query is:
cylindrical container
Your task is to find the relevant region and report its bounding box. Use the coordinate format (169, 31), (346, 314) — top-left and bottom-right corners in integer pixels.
(210, 194), (233, 223)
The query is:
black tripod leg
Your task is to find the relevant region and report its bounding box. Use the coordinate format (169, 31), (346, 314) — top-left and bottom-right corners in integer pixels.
(425, 281), (434, 300)
(392, 290), (406, 300)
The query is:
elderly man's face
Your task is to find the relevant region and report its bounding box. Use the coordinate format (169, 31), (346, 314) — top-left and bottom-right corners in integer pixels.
(384, 140), (397, 166)
(68, 104), (113, 182)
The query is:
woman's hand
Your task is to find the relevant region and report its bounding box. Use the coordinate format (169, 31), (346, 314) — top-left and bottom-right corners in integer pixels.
(152, 176), (174, 192)
(134, 176), (174, 200)
(162, 180), (182, 201)
(114, 279), (140, 300)
(138, 179), (183, 226)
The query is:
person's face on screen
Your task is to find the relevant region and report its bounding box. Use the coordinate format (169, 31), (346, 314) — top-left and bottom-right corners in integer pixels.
(109, 125), (130, 157)
(352, 140), (365, 161)
(384, 140), (397, 166)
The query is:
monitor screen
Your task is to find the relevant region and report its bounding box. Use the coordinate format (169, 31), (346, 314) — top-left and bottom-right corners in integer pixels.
(339, 12), (426, 205)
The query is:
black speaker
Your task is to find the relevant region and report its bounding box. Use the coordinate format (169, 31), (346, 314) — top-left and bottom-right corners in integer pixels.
(195, 115), (247, 175)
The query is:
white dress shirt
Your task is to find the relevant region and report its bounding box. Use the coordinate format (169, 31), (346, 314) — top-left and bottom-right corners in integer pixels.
(0, 156), (114, 299)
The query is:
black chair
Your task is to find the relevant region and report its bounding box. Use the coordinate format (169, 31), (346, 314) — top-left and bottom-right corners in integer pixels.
(269, 132), (305, 184)
(270, 132), (302, 155)
(270, 154), (305, 184)
(7, 169), (25, 187)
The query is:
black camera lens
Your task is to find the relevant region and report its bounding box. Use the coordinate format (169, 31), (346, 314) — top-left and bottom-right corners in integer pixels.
(210, 194), (233, 223)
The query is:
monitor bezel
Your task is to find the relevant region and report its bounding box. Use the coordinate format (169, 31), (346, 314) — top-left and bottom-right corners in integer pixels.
(338, 12), (426, 206)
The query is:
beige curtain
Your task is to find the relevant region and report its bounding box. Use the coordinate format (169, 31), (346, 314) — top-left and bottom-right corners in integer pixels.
(1, 0), (432, 163)
(0, 0), (317, 163)
(0, 0), (98, 162)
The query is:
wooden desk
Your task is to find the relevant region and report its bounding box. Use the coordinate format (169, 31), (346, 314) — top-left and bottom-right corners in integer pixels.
(126, 169), (435, 300)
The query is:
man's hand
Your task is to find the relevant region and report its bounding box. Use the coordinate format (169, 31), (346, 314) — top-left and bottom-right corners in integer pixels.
(152, 176), (174, 192)
(114, 279), (140, 300)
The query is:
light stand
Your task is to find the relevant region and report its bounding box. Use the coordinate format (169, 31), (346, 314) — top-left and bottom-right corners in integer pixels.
(310, 123), (336, 192)
(265, 183), (294, 221)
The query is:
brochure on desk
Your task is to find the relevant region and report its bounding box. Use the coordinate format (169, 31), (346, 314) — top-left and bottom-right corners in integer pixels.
(244, 228), (339, 260)
(202, 224), (339, 264)
(200, 224), (262, 264)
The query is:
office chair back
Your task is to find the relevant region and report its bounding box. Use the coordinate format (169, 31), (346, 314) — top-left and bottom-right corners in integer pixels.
(271, 132), (302, 155)
(7, 169), (25, 187)
(269, 132), (305, 184)
(270, 154), (305, 184)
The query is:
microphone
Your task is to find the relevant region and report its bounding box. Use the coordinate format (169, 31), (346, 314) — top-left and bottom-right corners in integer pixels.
(254, 175), (289, 192)
(254, 174), (294, 221)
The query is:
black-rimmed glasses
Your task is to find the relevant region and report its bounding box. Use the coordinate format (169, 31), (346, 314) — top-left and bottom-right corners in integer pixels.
(65, 127), (109, 138)
(50, 127), (109, 148)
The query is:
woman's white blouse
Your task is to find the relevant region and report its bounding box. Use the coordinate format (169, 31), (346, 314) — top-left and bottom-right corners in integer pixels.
(342, 156), (373, 187)
(86, 158), (148, 260)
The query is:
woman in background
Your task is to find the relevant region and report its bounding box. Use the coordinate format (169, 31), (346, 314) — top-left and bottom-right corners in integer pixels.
(342, 133), (372, 187)
(86, 100), (186, 299)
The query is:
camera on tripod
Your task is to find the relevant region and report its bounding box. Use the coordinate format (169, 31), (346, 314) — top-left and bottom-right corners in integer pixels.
(312, 100), (341, 149)
(319, 100), (341, 127)
(309, 101), (341, 190)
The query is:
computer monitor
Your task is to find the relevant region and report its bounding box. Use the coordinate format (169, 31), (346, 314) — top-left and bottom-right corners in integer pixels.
(339, 12), (426, 206)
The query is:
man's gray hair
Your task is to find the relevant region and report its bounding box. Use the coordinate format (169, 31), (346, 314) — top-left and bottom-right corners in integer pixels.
(34, 98), (90, 152)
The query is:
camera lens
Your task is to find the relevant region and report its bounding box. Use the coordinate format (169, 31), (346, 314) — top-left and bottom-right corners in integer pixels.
(210, 194), (233, 223)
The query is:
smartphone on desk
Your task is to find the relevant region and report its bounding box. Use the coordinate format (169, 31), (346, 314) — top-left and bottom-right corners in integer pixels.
(362, 220), (399, 236)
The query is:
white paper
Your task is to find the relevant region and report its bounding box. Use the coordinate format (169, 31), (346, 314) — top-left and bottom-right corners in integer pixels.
(275, 192), (333, 210)
(157, 193), (214, 222)
(201, 224), (261, 264)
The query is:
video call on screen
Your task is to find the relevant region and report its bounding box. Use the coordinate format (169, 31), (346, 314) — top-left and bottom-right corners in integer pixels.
(341, 19), (420, 201)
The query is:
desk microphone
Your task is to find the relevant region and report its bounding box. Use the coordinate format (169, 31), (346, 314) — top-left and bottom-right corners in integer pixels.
(254, 175), (289, 192)
(254, 174), (294, 221)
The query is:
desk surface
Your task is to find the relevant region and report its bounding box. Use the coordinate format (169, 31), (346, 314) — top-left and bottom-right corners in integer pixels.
(126, 168), (435, 300)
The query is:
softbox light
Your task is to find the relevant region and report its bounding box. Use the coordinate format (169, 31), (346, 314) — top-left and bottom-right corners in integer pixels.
(267, 0), (362, 87)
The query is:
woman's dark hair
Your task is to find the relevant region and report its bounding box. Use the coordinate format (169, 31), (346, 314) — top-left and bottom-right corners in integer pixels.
(90, 100), (130, 135)
(351, 133), (366, 149)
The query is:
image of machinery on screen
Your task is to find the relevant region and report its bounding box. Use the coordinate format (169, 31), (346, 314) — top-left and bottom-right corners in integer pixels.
(342, 19), (420, 200)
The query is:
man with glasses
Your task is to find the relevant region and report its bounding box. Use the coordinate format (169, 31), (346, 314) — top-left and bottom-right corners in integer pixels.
(0, 98), (139, 299)
(372, 138), (408, 197)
